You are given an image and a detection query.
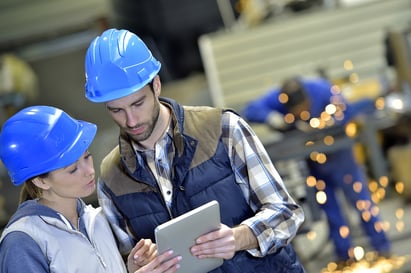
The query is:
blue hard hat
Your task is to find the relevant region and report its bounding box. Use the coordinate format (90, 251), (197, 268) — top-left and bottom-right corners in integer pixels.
(0, 106), (97, 186)
(84, 28), (161, 103)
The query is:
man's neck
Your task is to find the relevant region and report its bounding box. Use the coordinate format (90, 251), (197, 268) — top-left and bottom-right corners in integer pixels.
(138, 104), (171, 150)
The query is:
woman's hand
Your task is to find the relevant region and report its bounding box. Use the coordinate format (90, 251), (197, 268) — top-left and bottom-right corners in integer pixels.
(127, 239), (157, 272)
(134, 250), (181, 273)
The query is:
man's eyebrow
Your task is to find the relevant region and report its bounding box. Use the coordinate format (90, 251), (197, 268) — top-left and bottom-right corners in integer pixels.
(106, 104), (118, 110)
(106, 95), (146, 110)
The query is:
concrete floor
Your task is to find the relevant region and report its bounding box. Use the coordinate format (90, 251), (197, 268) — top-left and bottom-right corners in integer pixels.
(295, 197), (411, 273)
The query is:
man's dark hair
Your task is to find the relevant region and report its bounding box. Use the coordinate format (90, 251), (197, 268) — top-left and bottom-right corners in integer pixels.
(280, 77), (308, 111)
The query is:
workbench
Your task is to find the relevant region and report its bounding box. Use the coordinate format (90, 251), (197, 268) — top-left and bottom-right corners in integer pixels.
(254, 111), (397, 181)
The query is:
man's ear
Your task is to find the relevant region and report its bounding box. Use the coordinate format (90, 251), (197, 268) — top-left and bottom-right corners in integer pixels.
(32, 177), (51, 190)
(153, 75), (162, 95)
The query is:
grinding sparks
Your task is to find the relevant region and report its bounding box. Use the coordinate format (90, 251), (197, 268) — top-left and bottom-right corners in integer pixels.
(321, 254), (410, 273)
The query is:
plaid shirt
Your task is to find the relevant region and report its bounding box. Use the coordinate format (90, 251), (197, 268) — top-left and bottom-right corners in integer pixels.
(98, 111), (305, 256)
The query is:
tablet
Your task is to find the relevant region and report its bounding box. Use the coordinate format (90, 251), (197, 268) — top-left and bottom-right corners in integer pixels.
(154, 200), (224, 273)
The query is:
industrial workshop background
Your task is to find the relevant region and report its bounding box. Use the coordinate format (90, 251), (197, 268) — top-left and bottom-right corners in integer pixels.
(1, 0), (411, 272)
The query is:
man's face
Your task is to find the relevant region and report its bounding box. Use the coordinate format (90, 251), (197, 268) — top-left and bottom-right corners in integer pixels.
(105, 82), (161, 143)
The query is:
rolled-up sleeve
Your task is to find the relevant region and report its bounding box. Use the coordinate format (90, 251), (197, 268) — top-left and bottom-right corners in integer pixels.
(222, 111), (305, 256)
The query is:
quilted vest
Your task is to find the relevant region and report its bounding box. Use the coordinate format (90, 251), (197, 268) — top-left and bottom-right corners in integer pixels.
(100, 98), (305, 273)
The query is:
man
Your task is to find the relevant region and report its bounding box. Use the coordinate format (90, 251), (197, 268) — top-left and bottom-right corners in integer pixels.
(84, 28), (306, 272)
(243, 76), (391, 265)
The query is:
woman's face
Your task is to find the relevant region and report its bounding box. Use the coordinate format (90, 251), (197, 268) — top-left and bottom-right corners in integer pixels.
(40, 151), (96, 200)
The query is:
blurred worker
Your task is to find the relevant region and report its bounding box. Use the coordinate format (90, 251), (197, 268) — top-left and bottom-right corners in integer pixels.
(83, 28), (306, 272)
(243, 76), (391, 265)
(0, 105), (181, 273)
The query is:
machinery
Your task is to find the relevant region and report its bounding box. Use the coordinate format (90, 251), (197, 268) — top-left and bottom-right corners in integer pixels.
(0, 53), (39, 228)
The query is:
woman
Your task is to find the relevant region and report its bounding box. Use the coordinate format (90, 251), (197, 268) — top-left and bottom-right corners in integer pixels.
(0, 105), (180, 273)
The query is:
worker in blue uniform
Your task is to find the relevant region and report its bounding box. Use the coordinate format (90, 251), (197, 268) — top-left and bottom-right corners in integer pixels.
(242, 76), (391, 264)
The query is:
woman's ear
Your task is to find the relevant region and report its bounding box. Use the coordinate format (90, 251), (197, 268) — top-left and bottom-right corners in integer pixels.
(32, 177), (50, 190)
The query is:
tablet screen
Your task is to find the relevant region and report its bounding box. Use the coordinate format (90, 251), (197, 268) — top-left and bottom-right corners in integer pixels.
(154, 200), (224, 273)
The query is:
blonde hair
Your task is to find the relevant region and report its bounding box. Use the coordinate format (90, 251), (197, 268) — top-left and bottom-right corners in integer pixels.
(18, 174), (48, 204)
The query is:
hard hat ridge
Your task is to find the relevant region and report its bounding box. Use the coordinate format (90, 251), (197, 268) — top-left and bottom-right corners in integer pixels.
(85, 28), (161, 103)
(0, 105), (97, 185)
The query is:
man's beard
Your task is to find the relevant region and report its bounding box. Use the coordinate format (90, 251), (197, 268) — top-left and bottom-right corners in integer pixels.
(128, 101), (160, 143)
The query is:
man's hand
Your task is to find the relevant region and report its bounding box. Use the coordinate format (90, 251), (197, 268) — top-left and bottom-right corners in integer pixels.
(295, 120), (312, 132)
(267, 111), (288, 130)
(190, 224), (257, 260)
